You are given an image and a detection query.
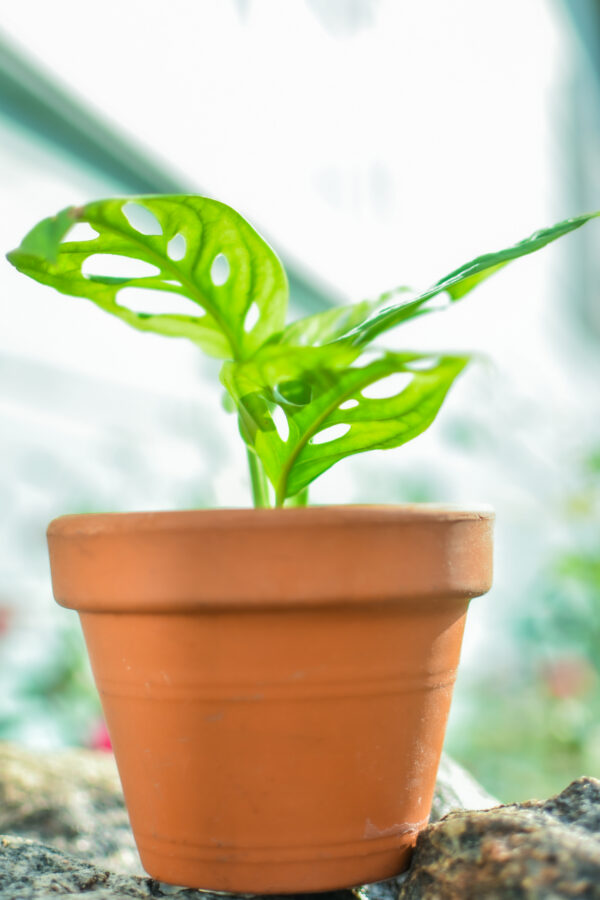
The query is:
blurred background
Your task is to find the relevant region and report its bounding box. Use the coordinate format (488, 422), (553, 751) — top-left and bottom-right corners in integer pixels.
(0, 0), (599, 802)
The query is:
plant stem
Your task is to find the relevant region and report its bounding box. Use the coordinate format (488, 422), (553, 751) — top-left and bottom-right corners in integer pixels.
(246, 449), (271, 508)
(284, 488), (309, 508)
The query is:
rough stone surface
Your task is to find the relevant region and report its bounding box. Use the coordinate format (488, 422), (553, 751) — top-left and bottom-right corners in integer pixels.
(429, 752), (498, 821)
(397, 776), (600, 899)
(3, 742), (598, 898)
(0, 742), (139, 875)
(0, 834), (184, 900)
(0, 741), (517, 900)
(0, 835), (354, 900)
(5, 742), (598, 899)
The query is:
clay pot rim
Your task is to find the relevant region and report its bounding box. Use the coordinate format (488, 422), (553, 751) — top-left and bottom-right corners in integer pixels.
(48, 503), (494, 537)
(48, 503), (494, 611)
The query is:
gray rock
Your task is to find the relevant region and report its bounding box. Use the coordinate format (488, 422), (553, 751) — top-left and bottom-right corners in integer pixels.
(355, 755), (498, 900)
(4, 741), (599, 898)
(0, 741), (497, 899)
(430, 752), (498, 821)
(397, 776), (600, 899)
(0, 742), (139, 875)
(0, 834), (222, 899)
(0, 834), (364, 900)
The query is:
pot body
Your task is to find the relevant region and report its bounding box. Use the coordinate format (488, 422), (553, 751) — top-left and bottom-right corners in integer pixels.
(47, 506), (493, 894)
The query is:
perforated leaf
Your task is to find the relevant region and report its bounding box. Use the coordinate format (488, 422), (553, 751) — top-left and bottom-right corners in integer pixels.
(222, 345), (467, 504)
(7, 196), (288, 360)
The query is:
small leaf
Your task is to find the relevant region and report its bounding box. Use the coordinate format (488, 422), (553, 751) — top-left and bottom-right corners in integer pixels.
(346, 211), (600, 346)
(18, 207), (76, 263)
(223, 344), (467, 504)
(6, 195), (288, 360)
(280, 288), (412, 347)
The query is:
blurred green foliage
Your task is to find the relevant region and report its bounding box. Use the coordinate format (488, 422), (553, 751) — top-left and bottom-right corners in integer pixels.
(449, 447), (600, 801)
(0, 621), (100, 748)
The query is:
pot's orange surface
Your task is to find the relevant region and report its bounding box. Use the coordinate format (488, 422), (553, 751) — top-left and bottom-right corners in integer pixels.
(47, 506), (493, 893)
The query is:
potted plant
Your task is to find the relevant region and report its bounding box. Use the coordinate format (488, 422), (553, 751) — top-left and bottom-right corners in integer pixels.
(7, 198), (598, 893)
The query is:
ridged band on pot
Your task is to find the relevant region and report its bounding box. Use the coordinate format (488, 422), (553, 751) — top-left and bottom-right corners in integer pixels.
(47, 505), (494, 894)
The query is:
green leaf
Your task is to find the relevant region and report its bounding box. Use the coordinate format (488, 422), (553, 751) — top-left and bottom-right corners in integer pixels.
(222, 345), (467, 504)
(17, 207), (76, 263)
(6, 195), (288, 360)
(280, 287), (412, 347)
(222, 341), (359, 443)
(345, 211), (600, 347)
(8, 197), (599, 508)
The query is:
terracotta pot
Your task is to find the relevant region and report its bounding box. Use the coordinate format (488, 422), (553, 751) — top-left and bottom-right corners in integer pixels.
(47, 505), (493, 894)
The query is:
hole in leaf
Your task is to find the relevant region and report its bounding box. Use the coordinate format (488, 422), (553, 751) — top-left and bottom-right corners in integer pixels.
(167, 233), (186, 261)
(211, 253), (230, 286)
(162, 279), (182, 287)
(362, 372), (414, 399)
(63, 222), (98, 242)
(272, 406), (290, 442)
(311, 423), (351, 445)
(244, 302), (260, 332)
(339, 398), (359, 410)
(122, 202), (162, 235)
(82, 255), (160, 279)
(405, 357), (440, 372)
(117, 287), (201, 316)
(354, 349), (381, 368)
